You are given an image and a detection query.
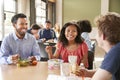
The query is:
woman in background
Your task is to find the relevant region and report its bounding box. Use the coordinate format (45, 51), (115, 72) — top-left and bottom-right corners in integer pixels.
(77, 20), (92, 52)
(53, 23), (61, 38)
(77, 20), (94, 69)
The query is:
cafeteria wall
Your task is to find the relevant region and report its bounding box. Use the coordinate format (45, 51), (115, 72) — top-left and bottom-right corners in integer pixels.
(62, 0), (120, 27)
(109, 0), (120, 13)
(63, 0), (101, 27)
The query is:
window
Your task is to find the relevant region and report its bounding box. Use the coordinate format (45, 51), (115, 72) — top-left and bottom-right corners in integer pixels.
(0, 0), (16, 40)
(4, 0), (16, 37)
(36, 0), (46, 25)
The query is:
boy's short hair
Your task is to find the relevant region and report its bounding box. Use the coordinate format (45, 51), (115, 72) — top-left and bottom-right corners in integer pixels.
(95, 12), (120, 45)
(31, 24), (41, 30)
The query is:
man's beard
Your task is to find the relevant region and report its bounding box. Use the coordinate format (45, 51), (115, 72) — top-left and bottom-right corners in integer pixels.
(16, 28), (26, 37)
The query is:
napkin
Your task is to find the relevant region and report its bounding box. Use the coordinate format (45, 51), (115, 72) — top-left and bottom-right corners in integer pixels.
(47, 74), (80, 80)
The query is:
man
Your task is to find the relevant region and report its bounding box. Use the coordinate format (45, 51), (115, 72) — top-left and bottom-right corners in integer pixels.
(77, 12), (120, 80)
(39, 20), (57, 42)
(0, 13), (41, 64)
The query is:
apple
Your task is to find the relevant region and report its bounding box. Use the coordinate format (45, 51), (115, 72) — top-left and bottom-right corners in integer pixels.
(32, 60), (37, 66)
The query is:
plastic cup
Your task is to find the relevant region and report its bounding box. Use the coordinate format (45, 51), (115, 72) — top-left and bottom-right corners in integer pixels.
(60, 63), (70, 76)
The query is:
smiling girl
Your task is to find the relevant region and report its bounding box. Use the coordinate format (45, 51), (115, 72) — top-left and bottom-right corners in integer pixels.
(45, 22), (88, 67)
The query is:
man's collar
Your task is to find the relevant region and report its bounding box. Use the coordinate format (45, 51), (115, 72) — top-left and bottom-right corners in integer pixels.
(13, 32), (28, 40)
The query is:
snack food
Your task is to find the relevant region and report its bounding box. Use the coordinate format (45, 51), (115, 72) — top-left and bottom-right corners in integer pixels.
(48, 59), (63, 70)
(17, 60), (29, 67)
(17, 59), (38, 67)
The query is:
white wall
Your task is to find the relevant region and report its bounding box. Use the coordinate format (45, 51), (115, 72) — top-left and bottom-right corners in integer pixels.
(101, 0), (109, 14)
(56, 0), (62, 28)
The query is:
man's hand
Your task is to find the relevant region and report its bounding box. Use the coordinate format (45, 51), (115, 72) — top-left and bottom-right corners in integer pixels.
(41, 38), (46, 42)
(28, 56), (38, 66)
(12, 54), (20, 64)
(75, 67), (88, 77)
(76, 67), (95, 78)
(28, 56), (36, 61)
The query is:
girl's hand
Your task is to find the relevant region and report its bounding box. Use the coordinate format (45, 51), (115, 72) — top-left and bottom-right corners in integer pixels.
(45, 46), (52, 54)
(45, 46), (53, 59)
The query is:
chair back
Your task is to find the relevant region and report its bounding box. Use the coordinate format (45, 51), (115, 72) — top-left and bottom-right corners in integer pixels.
(88, 40), (96, 69)
(38, 42), (56, 61)
(0, 41), (2, 47)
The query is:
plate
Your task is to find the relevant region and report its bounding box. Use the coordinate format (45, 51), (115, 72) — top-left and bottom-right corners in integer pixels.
(43, 42), (56, 46)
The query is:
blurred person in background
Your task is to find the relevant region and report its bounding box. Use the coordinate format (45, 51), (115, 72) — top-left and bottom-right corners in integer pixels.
(77, 20), (94, 69)
(27, 23), (41, 40)
(39, 20), (57, 42)
(53, 23), (61, 38)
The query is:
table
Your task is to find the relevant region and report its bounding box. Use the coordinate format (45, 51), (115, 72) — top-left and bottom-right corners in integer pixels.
(0, 62), (91, 80)
(0, 62), (60, 80)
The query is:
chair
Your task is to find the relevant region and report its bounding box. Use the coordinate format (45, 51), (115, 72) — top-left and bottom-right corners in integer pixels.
(38, 42), (56, 61)
(88, 40), (96, 69)
(0, 41), (2, 47)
